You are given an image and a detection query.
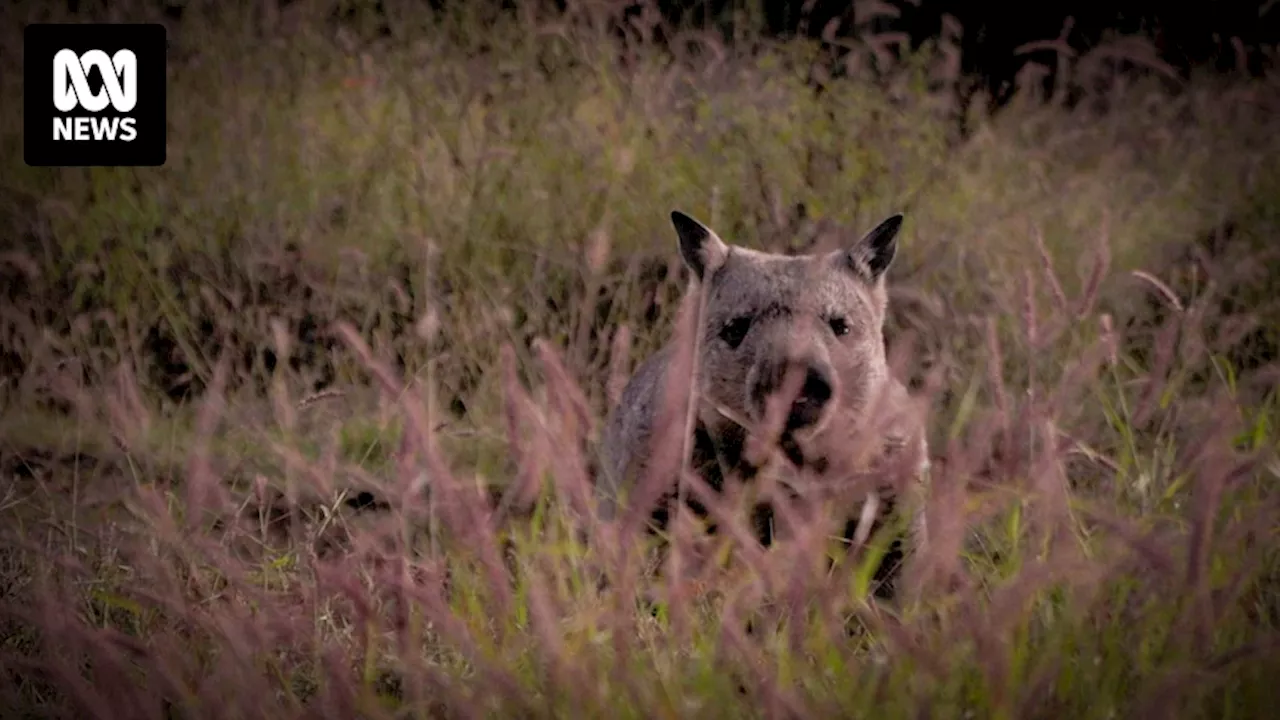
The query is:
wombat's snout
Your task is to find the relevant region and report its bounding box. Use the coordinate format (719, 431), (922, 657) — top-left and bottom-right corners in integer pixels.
(747, 357), (835, 432)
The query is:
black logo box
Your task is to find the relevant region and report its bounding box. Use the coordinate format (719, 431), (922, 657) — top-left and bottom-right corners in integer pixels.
(24, 23), (167, 167)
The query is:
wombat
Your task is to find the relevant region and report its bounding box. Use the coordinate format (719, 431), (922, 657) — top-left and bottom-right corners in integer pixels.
(597, 210), (928, 572)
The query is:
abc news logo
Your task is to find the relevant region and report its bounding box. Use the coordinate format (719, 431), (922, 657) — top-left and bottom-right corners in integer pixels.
(25, 24), (166, 167)
(54, 49), (140, 142)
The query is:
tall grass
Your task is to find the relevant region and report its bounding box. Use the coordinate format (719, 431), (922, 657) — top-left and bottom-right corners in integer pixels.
(1, 1), (1277, 718)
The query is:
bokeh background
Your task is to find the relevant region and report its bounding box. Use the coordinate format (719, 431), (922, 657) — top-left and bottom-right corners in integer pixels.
(1, 1), (1277, 718)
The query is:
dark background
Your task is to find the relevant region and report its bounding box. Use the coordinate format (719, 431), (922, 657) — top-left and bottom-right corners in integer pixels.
(334, 2), (1273, 81)
(52, 1), (1279, 111)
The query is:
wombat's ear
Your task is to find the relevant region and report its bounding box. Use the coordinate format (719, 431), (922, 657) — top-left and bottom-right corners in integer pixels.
(671, 210), (730, 281)
(841, 213), (903, 281)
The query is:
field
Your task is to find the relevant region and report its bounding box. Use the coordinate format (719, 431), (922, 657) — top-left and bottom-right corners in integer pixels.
(1, 1), (1278, 718)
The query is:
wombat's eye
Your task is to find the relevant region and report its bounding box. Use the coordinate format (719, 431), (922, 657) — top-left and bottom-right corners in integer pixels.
(828, 317), (852, 337)
(719, 316), (753, 349)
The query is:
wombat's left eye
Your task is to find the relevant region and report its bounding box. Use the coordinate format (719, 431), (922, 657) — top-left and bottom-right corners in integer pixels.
(828, 317), (851, 337)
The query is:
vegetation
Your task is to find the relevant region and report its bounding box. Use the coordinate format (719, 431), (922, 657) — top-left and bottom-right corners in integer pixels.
(1, 1), (1277, 717)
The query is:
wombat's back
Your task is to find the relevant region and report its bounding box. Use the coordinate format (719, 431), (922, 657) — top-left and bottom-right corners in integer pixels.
(596, 347), (671, 521)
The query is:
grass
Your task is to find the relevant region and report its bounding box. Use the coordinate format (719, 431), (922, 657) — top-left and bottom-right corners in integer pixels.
(1, 0), (1278, 718)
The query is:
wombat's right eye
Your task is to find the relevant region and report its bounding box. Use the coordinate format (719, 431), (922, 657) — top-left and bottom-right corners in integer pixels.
(719, 316), (753, 349)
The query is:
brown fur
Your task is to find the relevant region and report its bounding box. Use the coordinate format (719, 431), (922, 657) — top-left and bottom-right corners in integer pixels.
(597, 210), (928, 561)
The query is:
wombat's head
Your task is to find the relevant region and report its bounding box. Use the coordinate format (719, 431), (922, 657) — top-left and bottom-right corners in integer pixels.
(671, 210), (904, 443)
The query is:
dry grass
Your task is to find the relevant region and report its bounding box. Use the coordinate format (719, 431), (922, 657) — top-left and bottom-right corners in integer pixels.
(1, 1), (1278, 718)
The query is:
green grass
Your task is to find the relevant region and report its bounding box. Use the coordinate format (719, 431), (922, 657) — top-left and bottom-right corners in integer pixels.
(1, 1), (1278, 718)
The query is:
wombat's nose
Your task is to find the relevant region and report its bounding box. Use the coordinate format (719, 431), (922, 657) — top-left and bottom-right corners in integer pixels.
(791, 367), (834, 429)
(749, 360), (834, 431)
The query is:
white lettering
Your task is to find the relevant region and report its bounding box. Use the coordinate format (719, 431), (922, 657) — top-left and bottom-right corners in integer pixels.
(53, 116), (138, 142)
